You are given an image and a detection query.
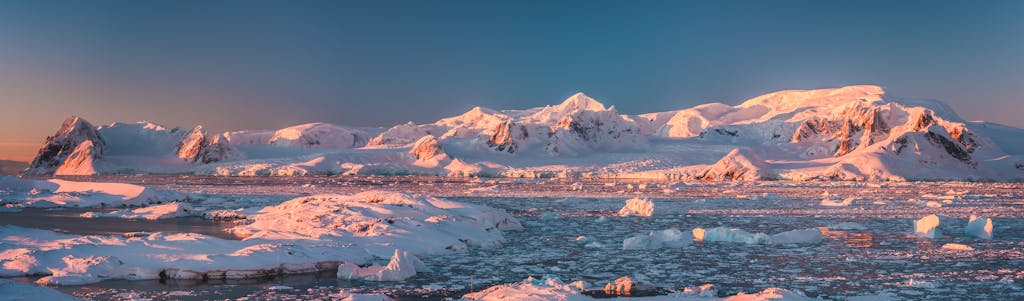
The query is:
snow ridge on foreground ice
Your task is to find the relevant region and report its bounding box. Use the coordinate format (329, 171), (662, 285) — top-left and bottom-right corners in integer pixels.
(462, 276), (811, 300)
(229, 191), (523, 254)
(0, 176), (184, 208)
(0, 191), (521, 285)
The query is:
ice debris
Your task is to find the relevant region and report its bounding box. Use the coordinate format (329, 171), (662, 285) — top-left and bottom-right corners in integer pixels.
(618, 197), (654, 217)
(914, 214), (941, 239)
(965, 215), (993, 240)
(622, 228), (692, 250)
(337, 249), (428, 281)
(693, 227), (822, 245)
(603, 276), (656, 296)
(941, 243), (974, 251)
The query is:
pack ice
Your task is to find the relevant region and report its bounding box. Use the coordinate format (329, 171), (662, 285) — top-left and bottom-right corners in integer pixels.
(693, 227), (823, 245)
(0, 191), (521, 285)
(461, 276), (812, 300)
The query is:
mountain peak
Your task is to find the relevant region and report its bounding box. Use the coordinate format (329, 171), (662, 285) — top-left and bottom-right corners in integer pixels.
(557, 92), (606, 112)
(738, 85), (887, 112)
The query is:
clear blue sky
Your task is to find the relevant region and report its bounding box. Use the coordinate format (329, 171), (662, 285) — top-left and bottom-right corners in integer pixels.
(1, 0), (1022, 160)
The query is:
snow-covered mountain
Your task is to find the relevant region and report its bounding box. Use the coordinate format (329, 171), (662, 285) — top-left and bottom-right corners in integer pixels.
(23, 86), (1024, 181)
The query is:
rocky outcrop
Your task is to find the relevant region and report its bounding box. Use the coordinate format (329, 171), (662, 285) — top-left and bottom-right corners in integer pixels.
(544, 106), (645, 155)
(487, 121), (529, 154)
(54, 140), (99, 175)
(177, 126), (206, 161)
(28, 116), (105, 174)
(176, 126), (241, 164)
(197, 134), (241, 164)
(409, 135), (446, 160)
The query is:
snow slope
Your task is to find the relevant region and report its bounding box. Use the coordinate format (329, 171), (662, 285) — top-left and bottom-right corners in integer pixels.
(22, 86), (1024, 181)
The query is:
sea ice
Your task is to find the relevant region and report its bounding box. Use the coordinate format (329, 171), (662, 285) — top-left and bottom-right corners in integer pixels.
(622, 228), (692, 250)
(941, 243), (974, 251)
(696, 227), (772, 245)
(229, 191), (522, 256)
(770, 228), (823, 245)
(694, 227), (821, 245)
(337, 249), (429, 281)
(618, 198), (654, 217)
(81, 202), (199, 220)
(463, 276), (811, 300)
(914, 214), (941, 239)
(0, 176), (185, 208)
(0, 191), (521, 285)
(820, 197), (855, 207)
(827, 222), (868, 231)
(603, 276), (656, 296)
(964, 215), (993, 240)
(682, 283), (717, 297)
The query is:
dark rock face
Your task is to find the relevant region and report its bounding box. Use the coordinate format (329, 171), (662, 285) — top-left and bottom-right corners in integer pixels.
(409, 135), (445, 160)
(176, 126), (241, 164)
(177, 126), (207, 162)
(487, 121), (528, 154)
(28, 116), (105, 174)
(912, 111), (935, 131)
(925, 130), (974, 165)
(948, 126), (978, 153)
(197, 134), (240, 164)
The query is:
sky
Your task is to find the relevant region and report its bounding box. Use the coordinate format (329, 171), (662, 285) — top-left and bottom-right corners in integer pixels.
(1, 0), (1022, 161)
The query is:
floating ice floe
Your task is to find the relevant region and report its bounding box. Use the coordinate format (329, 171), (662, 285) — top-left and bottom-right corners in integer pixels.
(0, 176), (185, 208)
(770, 228), (824, 245)
(622, 228), (692, 250)
(820, 197), (856, 207)
(682, 283), (717, 297)
(693, 227), (821, 245)
(81, 202), (200, 220)
(339, 293), (393, 301)
(337, 249), (429, 281)
(964, 215), (993, 240)
(603, 276), (656, 296)
(618, 198), (653, 217)
(229, 191), (523, 254)
(694, 227), (771, 245)
(462, 276), (811, 300)
(941, 243), (974, 251)
(914, 214), (941, 239)
(0, 191), (521, 285)
(827, 222), (868, 231)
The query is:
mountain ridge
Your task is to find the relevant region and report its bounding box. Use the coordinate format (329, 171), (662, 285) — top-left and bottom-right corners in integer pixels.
(21, 85), (1024, 181)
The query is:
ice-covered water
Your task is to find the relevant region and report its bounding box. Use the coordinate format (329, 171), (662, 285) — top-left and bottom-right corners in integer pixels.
(10, 178), (1024, 300)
